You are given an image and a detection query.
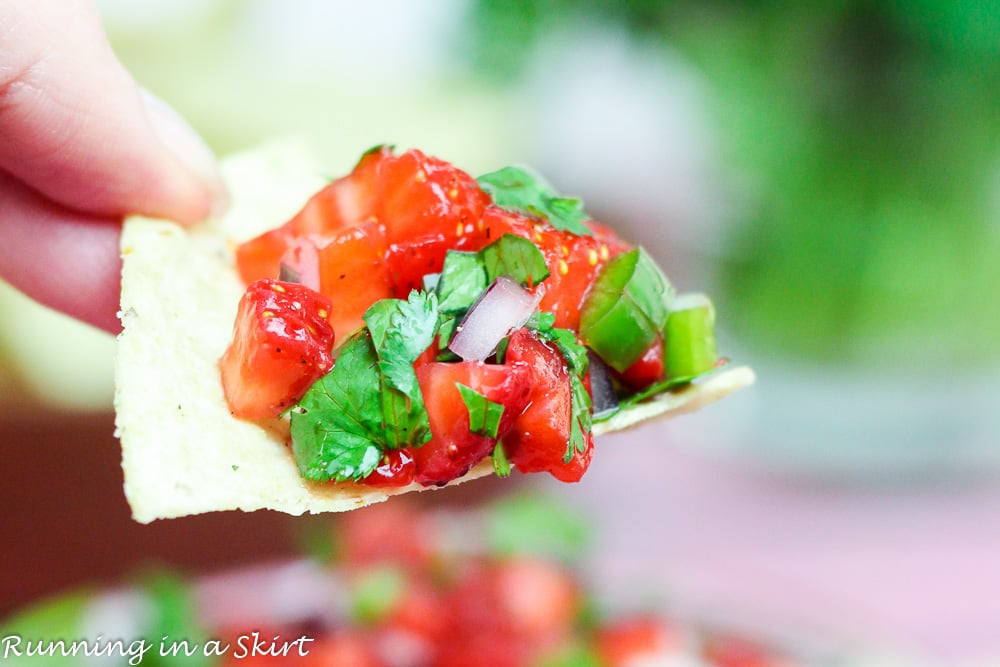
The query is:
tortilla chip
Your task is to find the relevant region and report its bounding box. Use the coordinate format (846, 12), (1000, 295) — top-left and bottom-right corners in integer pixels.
(115, 144), (753, 523)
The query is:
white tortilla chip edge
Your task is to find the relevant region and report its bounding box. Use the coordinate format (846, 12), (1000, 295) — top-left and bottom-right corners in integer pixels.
(114, 144), (753, 523)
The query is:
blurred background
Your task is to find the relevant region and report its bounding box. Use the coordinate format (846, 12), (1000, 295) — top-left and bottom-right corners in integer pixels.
(2, 0), (999, 664)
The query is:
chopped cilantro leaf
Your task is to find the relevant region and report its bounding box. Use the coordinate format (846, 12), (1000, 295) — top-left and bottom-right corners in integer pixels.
(495, 335), (510, 363)
(364, 292), (440, 449)
(477, 165), (592, 236)
(435, 236), (549, 349)
(481, 233), (550, 287)
(545, 328), (589, 376)
(524, 310), (555, 331)
(615, 362), (727, 412)
(291, 332), (385, 481)
(456, 383), (505, 438)
(291, 292), (441, 482)
(529, 324), (593, 462)
(422, 272), (441, 291)
(359, 142), (393, 160)
(436, 250), (488, 350)
(437, 316), (459, 351)
(565, 374), (592, 462)
(437, 250), (488, 314)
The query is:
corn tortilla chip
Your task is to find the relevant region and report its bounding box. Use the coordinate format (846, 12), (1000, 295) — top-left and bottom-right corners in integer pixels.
(114, 144), (753, 523)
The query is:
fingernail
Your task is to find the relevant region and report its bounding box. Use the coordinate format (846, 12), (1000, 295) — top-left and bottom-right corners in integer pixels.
(141, 89), (229, 218)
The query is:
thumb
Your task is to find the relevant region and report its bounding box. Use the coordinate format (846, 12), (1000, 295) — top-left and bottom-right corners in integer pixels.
(0, 0), (226, 224)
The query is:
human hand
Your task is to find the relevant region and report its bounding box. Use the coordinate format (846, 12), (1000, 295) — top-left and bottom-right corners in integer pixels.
(0, 0), (227, 333)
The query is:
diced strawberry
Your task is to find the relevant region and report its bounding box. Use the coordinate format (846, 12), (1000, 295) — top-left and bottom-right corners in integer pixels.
(586, 219), (632, 257)
(360, 448), (416, 488)
(287, 145), (389, 234)
(384, 234), (452, 297)
(235, 146), (391, 284)
(317, 221), (393, 338)
(536, 222), (632, 330)
(536, 231), (596, 330)
(618, 337), (666, 390)
(459, 205), (536, 250)
(376, 149), (491, 293)
(219, 279), (335, 420)
(412, 361), (530, 486)
(235, 227), (289, 285)
(502, 328), (593, 482)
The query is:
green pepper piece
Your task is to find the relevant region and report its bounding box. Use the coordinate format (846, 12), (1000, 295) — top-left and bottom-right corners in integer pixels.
(665, 293), (718, 379)
(579, 247), (673, 372)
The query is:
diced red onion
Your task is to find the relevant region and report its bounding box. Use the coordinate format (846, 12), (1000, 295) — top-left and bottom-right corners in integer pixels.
(449, 277), (543, 361)
(587, 350), (619, 418)
(278, 262), (300, 283)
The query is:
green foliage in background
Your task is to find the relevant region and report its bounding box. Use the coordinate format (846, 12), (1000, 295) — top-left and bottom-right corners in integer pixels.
(465, 0), (1000, 367)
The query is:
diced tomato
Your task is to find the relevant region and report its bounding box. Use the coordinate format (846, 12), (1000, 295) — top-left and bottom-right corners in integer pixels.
(376, 149), (491, 293)
(597, 617), (680, 667)
(618, 337), (666, 390)
(360, 449), (416, 487)
(502, 328), (593, 482)
(235, 146), (391, 284)
(219, 279), (335, 420)
(412, 360), (531, 486)
(317, 221), (392, 338)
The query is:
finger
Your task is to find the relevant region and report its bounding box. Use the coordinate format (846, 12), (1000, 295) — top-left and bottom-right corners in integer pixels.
(0, 0), (226, 224)
(0, 171), (122, 334)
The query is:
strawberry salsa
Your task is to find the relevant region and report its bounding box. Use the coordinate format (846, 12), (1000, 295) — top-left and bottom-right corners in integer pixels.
(219, 146), (721, 487)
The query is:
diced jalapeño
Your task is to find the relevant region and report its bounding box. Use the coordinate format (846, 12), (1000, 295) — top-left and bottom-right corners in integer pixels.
(579, 247), (673, 372)
(665, 293), (718, 379)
